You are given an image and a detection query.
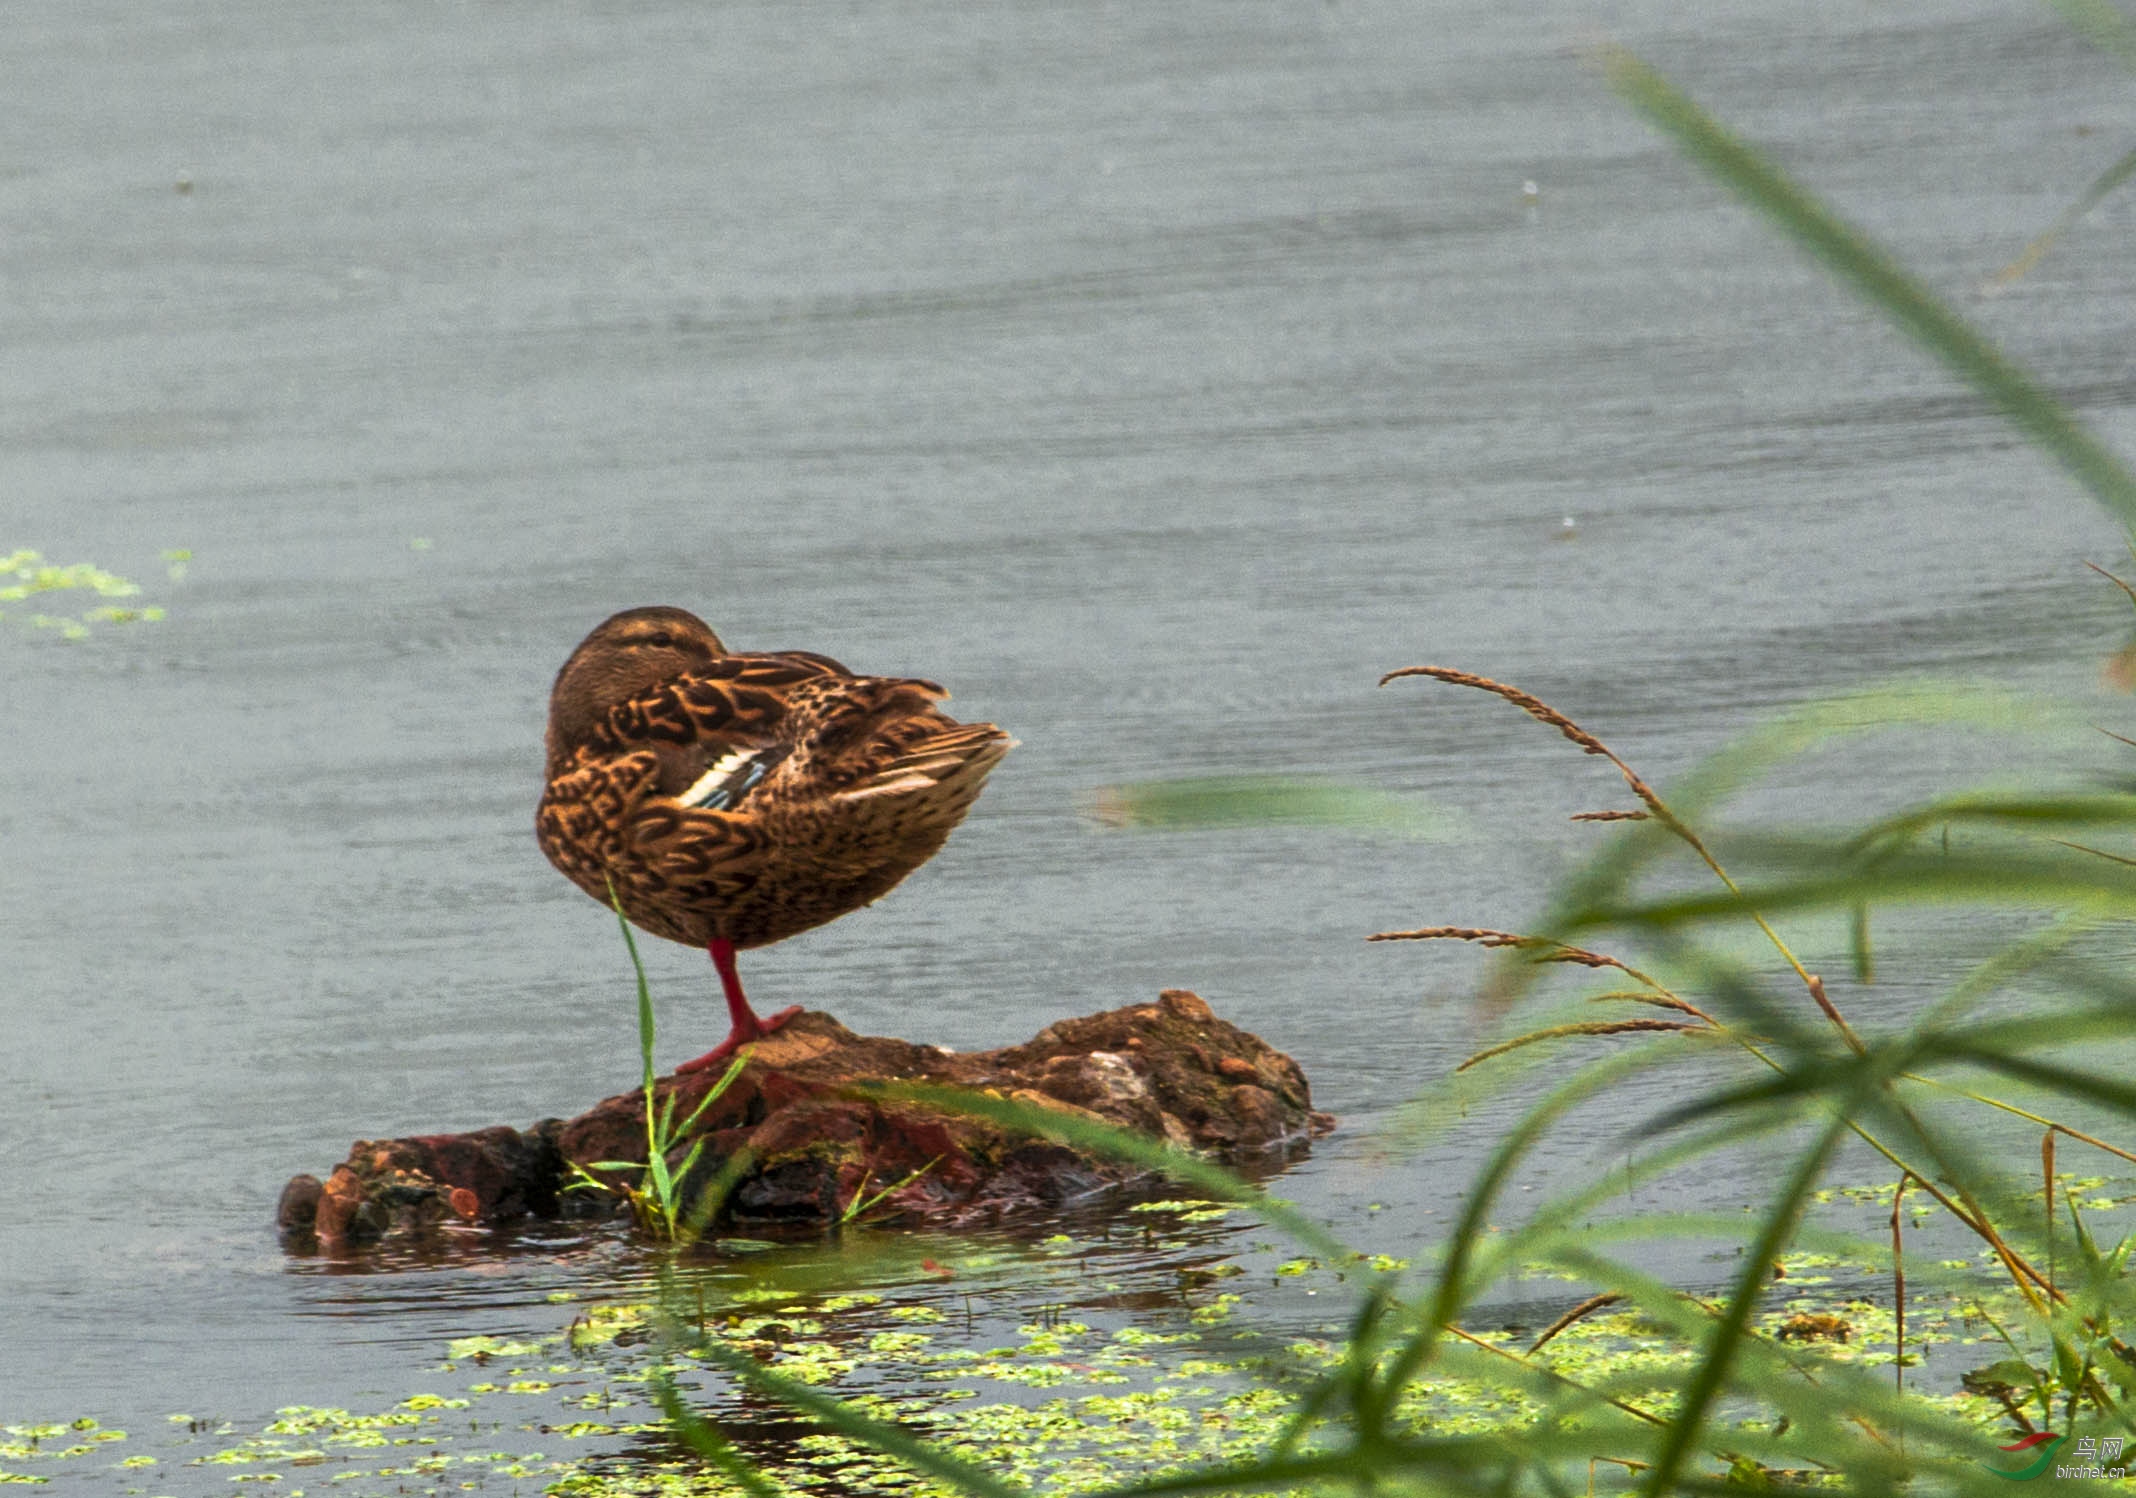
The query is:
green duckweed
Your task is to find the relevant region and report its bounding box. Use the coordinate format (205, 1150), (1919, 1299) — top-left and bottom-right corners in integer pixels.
(0, 550), (172, 636)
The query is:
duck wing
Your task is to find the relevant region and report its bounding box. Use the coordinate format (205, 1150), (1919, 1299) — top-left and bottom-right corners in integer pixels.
(754, 679), (1014, 873)
(584, 653), (844, 758)
(539, 652), (1009, 948)
(558, 652), (835, 807)
(539, 655), (839, 924)
(536, 749), (774, 935)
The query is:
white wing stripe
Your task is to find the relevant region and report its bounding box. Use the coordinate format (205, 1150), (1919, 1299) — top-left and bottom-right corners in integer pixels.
(679, 748), (768, 809)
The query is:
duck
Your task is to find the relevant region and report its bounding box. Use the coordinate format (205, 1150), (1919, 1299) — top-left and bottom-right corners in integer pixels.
(537, 606), (1013, 1071)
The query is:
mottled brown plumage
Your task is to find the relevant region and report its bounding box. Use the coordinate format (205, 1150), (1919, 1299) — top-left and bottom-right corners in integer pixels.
(537, 606), (1012, 1067)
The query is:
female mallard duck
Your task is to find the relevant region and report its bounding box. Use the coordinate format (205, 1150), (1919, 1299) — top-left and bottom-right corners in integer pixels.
(538, 606), (1012, 1071)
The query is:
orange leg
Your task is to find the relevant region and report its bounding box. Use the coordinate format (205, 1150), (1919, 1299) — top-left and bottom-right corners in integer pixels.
(674, 937), (802, 1073)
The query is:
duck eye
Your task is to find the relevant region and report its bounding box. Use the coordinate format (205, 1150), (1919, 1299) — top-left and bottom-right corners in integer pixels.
(647, 631), (675, 648)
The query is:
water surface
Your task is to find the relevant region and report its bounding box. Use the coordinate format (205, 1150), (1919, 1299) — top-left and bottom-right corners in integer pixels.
(4, 0), (2132, 1456)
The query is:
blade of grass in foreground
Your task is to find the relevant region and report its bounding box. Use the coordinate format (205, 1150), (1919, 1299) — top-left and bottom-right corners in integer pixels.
(2049, 0), (2136, 74)
(667, 1342), (1035, 1498)
(1085, 775), (1452, 836)
(1642, 1083), (1870, 1495)
(1598, 45), (2136, 533)
(1562, 838), (2136, 934)
(651, 1377), (784, 1498)
(1986, 141), (2136, 289)
(852, 1079), (1358, 1264)
(604, 876), (660, 1088)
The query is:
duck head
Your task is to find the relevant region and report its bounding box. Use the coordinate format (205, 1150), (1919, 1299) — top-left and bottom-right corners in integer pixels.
(546, 606), (726, 768)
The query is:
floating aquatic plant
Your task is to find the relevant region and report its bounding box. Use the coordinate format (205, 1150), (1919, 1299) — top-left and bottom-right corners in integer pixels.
(6, 1192), (2116, 1493)
(0, 549), (174, 638)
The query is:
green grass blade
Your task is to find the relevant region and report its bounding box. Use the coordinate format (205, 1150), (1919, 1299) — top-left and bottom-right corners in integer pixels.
(1056, 1440), (1517, 1498)
(606, 876), (676, 1234)
(1085, 774), (1452, 836)
(668, 1138), (708, 1194)
(840, 1157), (939, 1224)
(644, 1146), (674, 1202)
(1988, 140), (2136, 287)
(1375, 1046), (1667, 1405)
(1539, 1240), (2007, 1475)
(686, 1333), (1036, 1498)
(680, 1144), (757, 1242)
(1600, 45), (2136, 533)
(649, 1373), (785, 1498)
(1568, 842), (2136, 933)
(1848, 789), (2136, 852)
(2049, 0), (2136, 72)
(604, 878), (659, 1092)
(852, 1081), (1356, 1263)
(1266, 1285), (1392, 1460)
(1952, 1049), (2136, 1116)
(1849, 899), (1874, 983)
(1641, 1098), (1860, 1495)
(1464, 680), (2072, 1014)
(680, 1053), (750, 1134)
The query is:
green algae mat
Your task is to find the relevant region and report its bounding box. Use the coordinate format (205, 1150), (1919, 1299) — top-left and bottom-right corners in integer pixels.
(8, 1181), (2117, 1497)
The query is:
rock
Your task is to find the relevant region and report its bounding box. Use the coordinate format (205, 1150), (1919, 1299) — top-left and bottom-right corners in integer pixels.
(275, 1174), (323, 1232)
(280, 991), (1334, 1251)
